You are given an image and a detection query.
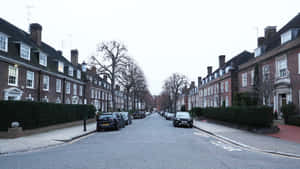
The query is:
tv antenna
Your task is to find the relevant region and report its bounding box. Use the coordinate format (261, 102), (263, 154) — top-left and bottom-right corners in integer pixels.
(26, 5), (35, 25)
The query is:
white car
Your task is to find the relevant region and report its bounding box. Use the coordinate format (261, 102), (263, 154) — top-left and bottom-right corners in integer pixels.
(165, 113), (175, 120)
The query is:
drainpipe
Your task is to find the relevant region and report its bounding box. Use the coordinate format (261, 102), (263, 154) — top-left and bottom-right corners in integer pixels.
(62, 78), (66, 103)
(37, 70), (41, 102)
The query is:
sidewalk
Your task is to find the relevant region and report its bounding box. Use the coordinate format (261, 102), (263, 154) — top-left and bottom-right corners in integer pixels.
(193, 120), (300, 156)
(0, 122), (96, 154)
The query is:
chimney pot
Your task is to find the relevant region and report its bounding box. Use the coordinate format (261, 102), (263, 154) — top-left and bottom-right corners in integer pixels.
(219, 55), (225, 68)
(264, 26), (277, 40)
(198, 76), (202, 87)
(71, 49), (78, 66)
(29, 23), (42, 46)
(207, 66), (212, 75)
(57, 50), (62, 56)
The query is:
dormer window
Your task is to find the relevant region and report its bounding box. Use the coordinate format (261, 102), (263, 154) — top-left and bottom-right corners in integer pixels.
(68, 66), (73, 76)
(254, 47), (262, 57)
(214, 72), (218, 79)
(225, 66), (233, 73)
(0, 32), (8, 52)
(281, 30), (292, 44)
(77, 70), (81, 79)
(39, 53), (47, 66)
(58, 61), (64, 73)
(20, 43), (30, 60)
(219, 69), (224, 76)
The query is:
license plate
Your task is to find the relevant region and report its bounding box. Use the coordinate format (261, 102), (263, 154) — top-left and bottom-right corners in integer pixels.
(102, 123), (109, 126)
(182, 121), (188, 124)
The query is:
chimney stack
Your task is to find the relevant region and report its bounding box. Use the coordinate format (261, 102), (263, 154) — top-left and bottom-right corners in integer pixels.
(257, 37), (265, 47)
(264, 26), (276, 40)
(207, 66), (212, 75)
(198, 76), (202, 88)
(71, 49), (78, 66)
(30, 23), (42, 46)
(191, 81), (195, 88)
(219, 55), (225, 68)
(57, 50), (62, 56)
(91, 66), (96, 74)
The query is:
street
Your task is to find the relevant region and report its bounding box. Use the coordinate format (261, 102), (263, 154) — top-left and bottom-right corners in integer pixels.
(1, 113), (300, 169)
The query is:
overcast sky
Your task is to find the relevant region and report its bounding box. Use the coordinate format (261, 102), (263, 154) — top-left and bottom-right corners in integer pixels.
(1, 0), (299, 95)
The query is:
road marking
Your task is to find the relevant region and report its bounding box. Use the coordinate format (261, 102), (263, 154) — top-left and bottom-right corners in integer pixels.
(210, 140), (242, 152)
(193, 131), (210, 138)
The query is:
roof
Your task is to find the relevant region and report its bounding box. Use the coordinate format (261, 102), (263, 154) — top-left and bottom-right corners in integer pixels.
(0, 17), (80, 77)
(205, 50), (254, 79)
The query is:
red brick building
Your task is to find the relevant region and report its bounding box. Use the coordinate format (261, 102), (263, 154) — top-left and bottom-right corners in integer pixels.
(238, 13), (300, 116)
(198, 52), (254, 108)
(0, 18), (111, 111)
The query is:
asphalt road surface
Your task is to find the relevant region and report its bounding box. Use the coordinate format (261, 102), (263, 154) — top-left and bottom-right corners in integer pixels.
(1, 113), (300, 169)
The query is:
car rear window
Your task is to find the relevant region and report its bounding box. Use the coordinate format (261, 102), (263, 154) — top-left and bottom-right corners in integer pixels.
(99, 114), (113, 119)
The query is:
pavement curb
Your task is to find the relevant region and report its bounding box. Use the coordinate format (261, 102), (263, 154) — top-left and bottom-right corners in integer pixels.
(193, 124), (300, 159)
(0, 130), (96, 155)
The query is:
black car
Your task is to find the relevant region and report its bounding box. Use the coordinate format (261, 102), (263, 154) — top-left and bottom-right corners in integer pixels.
(96, 113), (121, 131)
(113, 112), (126, 128)
(132, 112), (146, 119)
(173, 112), (193, 128)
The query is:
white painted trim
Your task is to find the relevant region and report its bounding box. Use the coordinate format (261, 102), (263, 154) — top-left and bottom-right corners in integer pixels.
(26, 70), (34, 89)
(0, 55), (85, 85)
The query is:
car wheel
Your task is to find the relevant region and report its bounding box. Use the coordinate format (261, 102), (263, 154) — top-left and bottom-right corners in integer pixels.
(115, 124), (120, 130)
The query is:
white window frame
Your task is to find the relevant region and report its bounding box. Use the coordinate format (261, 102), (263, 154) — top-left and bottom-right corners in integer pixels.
(251, 70), (254, 86)
(298, 53), (300, 74)
(26, 71), (34, 89)
(68, 66), (73, 77)
(242, 73), (247, 87)
(77, 70), (81, 79)
(79, 85), (83, 96)
(66, 82), (71, 94)
(225, 96), (229, 107)
(0, 32), (8, 52)
(276, 57), (287, 78)
(263, 65), (270, 81)
(281, 30), (292, 44)
(73, 84), (77, 96)
(225, 81), (229, 92)
(20, 43), (31, 60)
(43, 75), (49, 91)
(58, 61), (64, 73)
(8, 65), (18, 86)
(39, 53), (47, 66)
(56, 79), (61, 93)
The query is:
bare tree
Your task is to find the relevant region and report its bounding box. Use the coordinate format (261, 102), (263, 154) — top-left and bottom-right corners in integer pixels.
(90, 40), (129, 111)
(163, 73), (188, 112)
(118, 59), (146, 111)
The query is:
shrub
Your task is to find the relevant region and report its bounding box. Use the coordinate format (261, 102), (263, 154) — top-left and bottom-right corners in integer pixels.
(281, 103), (297, 122)
(189, 107), (201, 117)
(285, 115), (300, 126)
(194, 106), (273, 127)
(0, 101), (96, 131)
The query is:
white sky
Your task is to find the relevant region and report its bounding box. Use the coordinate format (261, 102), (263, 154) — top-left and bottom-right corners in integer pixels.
(1, 0), (299, 95)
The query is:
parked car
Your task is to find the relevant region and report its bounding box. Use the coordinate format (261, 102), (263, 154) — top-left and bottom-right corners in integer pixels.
(173, 112), (193, 128)
(132, 112), (146, 119)
(113, 112), (125, 128)
(121, 112), (132, 125)
(165, 112), (175, 120)
(96, 113), (121, 131)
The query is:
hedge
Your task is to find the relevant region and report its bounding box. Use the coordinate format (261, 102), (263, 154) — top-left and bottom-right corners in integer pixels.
(0, 101), (96, 131)
(285, 115), (300, 126)
(191, 106), (273, 127)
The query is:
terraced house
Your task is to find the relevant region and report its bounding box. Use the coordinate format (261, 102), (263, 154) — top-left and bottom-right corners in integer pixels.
(198, 51), (254, 108)
(238, 13), (300, 117)
(0, 18), (110, 111)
